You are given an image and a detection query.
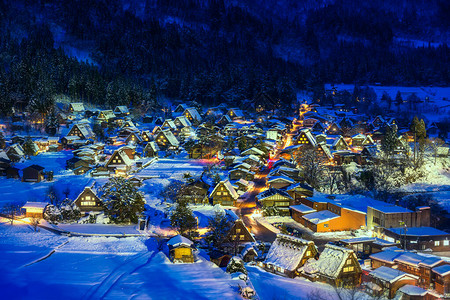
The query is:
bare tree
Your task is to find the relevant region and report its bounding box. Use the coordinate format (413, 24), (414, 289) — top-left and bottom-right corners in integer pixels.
(295, 148), (326, 190)
(30, 217), (40, 232)
(427, 137), (446, 165)
(2, 203), (22, 225)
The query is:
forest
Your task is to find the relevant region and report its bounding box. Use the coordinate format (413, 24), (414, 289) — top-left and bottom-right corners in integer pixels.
(0, 0), (449, 116)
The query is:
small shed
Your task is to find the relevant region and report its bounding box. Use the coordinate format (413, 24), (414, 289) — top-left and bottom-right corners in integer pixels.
(22, 202), (48, 218)
(167, 235), (195, 263)
(22, 165), (45, 182)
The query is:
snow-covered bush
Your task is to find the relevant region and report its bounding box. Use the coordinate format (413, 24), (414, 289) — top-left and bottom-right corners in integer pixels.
(44, 204), (61, 224)
(59, 199), (81, 222)
(226, 256), (247, 275)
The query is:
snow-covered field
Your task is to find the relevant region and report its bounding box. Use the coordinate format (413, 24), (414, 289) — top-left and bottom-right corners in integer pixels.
(0, 221), (245, 300)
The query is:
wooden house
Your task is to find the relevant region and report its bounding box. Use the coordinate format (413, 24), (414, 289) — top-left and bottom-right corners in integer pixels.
(285, 182), (314, 202)
(178, 179), (210, 204)
(141, 131), (152, 143)
(143, 141), (160, 157)
(379, 227), (449, 252)
(22, 202), (48, 218)
(267, 176), (295, 189)
(174, 104), (188, 113)
(218, 115), (232, 126)
(6, 166), (20, 179)
(241, 245), (258, 263)
(6, 144), (25, 162)
(174, 116), (192, 128)
(432, 264), (450, 296)
(22, 165), (45, 182)
(155, 130), (179, 150)
(369, 266), (419, 299)
(66, 157), (90, 170)
(105, 149), (133, 174)
(228, 168), (255, 181)
(67, 123), (95, 140)
(113, 106), (129, 117)
(301, 244), (362, 287)
(367, 205), (430, 230)
(221, 219), (256, 254)
(256, 188), (294, 216)
(125, 132), (143, 145)
(69, 102), (85, 114)
(326, 123), (343, 135)
(311, 121), (325, 133)
(161, 119), (177, 131)
(73, 186), (103, 214)
(188, 143), (218, 159)
(96, 110), (116, 123)
(167, 235), (195, 263)
(262, 234), (317, 278)
(226, 108), (245, 120)
(332, 135), (349, 151)
(295, 129), (317, 147)
(183, 107), (202, 123)
(210, 180), (239, 206)
(316, 143), (333, 161)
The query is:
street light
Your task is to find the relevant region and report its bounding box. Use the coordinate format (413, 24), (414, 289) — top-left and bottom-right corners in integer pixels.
(399, 221), (407, 250)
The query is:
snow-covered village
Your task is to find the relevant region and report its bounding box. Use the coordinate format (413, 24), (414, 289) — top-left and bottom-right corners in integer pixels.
(0, 1), (450, 300)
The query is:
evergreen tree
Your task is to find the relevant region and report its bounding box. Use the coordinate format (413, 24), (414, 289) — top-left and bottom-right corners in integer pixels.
(206, 211), (232, 248)
(381, 125), (398, 157)
(101, 177), (145, 224)
(170, 198), (198, 239)
(45, 109), (59, 135)
(22, 137), (36, 158)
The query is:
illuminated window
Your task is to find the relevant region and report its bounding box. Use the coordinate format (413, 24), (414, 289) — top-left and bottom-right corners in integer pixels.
(81, 201), (96, 206)
(323, 224), (328, 228)
(240, 235), (245, 240)
(306, 251), (311, 256)
(444, 240), (449, 246)
(346, 259), (352, 265)
(435, 241), (440, 246)
(236, 229), (241, 233)
(343, 266), (354, 272)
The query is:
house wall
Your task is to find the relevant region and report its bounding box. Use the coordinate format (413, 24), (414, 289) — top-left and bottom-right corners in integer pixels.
(434, 274), (450, 295)
(74, 189), (103, 213)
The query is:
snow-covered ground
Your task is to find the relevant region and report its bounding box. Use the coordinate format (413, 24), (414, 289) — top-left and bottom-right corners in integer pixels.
(0, 221), (244, 300)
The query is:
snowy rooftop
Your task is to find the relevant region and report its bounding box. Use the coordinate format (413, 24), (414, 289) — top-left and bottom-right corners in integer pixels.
(264, 234), (313, 271)
(432, 264), (450, 276)
(369, 266), (417, 283)
(387, 226), (449, 237)
(340, 237), (395, 246)
(302, 210), (339, 224)
(22, 202), (49, 209)
(369, 205), (413, 214)
(167, 235), (193, 248)
(369, 249), (404, 263)
(290, 204), (316, 214)
(398, 285), (427, 296)
(302, 244), (355, 279)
